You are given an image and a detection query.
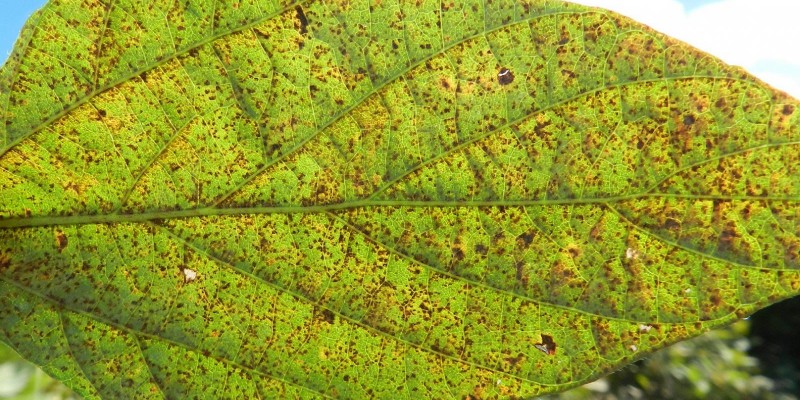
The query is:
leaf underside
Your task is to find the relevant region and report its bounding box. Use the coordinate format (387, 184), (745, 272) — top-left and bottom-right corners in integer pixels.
(2, 0), (800, 399)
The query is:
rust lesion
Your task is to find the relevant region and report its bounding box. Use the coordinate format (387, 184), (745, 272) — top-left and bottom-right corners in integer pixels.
(55, 229), (68, 253)
(0, 252), (10, 271)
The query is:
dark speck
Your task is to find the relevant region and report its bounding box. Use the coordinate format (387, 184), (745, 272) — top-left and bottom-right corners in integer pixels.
(452, 247), (465, 261)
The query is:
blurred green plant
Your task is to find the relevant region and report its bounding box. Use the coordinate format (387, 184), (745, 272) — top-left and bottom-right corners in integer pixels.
(0, 342), (79, 400)
(548, 320), (797, 400)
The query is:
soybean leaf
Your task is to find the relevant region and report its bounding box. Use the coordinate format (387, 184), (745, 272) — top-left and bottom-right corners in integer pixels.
(2, 1), (799, 399)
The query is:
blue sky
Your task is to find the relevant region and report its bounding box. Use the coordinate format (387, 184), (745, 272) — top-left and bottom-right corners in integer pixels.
(0, 1), (46, 62)
(676, 0), (724, 11)
(570, 0), (800, 98)
(1, 0), (799, 97)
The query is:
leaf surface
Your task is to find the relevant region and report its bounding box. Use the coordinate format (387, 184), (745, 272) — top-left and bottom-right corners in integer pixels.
(2, 0), (800, 398)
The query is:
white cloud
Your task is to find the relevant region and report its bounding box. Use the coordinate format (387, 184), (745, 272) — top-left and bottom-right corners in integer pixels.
(568, 0), (800, 98)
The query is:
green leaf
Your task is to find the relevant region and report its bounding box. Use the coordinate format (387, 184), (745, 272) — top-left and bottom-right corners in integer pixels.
(2, 1), (799, 398)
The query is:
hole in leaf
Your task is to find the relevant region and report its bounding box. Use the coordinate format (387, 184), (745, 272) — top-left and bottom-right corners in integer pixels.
(182, 268), (197, 283)
(535, 334), (557, 356)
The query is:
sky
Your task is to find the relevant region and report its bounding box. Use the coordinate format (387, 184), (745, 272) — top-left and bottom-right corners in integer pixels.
(0, 1), (45, 62)
(568, 0), (800, 98)
(1, 0), (799, 98)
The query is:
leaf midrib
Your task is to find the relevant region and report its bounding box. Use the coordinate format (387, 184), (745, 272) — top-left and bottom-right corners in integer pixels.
(3, 3), (778, 230)
(2, 193), (798, 229)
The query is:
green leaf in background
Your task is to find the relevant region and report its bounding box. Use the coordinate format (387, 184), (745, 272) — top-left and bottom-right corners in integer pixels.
(2, 0), (799, 398)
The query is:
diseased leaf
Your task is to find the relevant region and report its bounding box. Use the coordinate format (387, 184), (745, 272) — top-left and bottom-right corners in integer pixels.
(2, 1), (800, 398)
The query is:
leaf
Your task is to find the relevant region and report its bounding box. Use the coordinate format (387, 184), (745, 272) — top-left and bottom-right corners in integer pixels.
(1, 1), (799, 398)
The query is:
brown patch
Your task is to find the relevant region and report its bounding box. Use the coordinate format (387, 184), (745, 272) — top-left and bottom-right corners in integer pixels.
(517, 232), (534, 247)
(592, 319), (615, 355)
(717, 222), (740, 254)
(55, 230), (68, 253)
(295, 5), (309, 34)
(515, 261), (529, 286)
(535, 334), (557, 356)
(451, 246), (465, 261)
(566, 245), (581, 258)
(504, 353), (525, 367)
(0, 253), (9, 271)
(497, 68), (514, 85)
(320, 309), (335, 324)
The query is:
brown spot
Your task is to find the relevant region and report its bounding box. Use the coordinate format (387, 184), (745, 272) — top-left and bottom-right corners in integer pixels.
(452, 247), (465, 261)
(320, 309), (335, 324)
(497, 68), (514, 85)
(664, 218), (681, 231)
(515, 261), (529, 286)
(717, 222), (740, 254)
(683, 114), (695, 125)
(517, 232), (534, 247)
(55, 230), (68, 253)
(783, 104), (795, 115)
(567, 245), (581, 258)
(504, 353), (525, 367)
(589, 223), (603, 240)
(535, 334), (557, 356)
